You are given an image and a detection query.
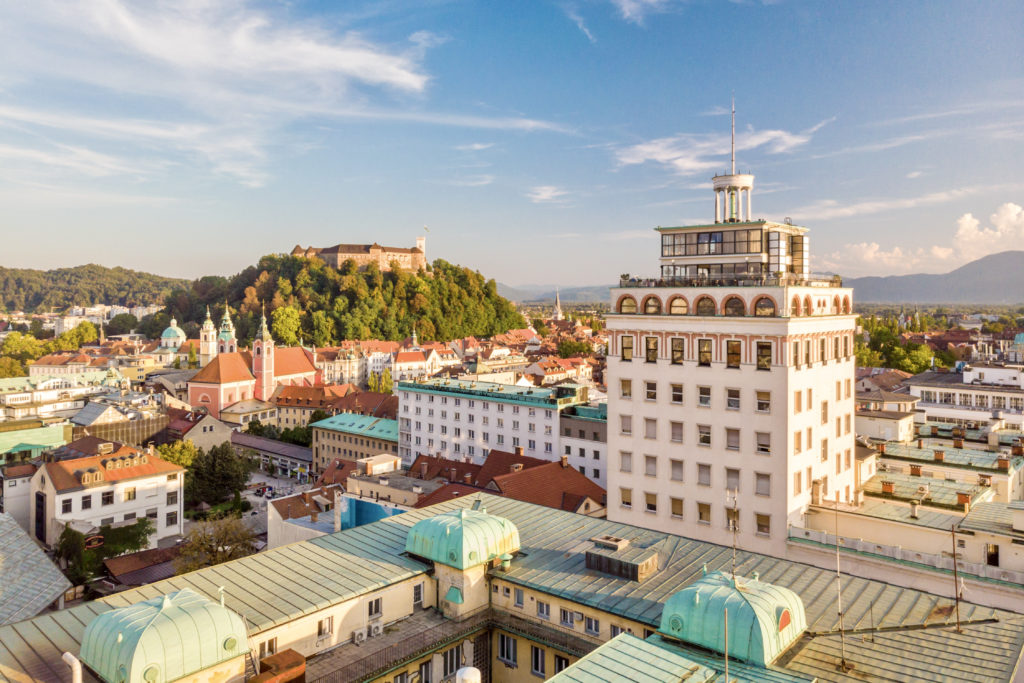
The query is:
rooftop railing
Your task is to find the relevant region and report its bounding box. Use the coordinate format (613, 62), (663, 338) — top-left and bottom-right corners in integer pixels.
(618, 273), (842, 289)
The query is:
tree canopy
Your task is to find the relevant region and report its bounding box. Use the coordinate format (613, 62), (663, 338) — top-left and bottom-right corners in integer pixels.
(174, 516), (257, 574)
(184, 442), (254, 506)
(0, 264), (187, 313)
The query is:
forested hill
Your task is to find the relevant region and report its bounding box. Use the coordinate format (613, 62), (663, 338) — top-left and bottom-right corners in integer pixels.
(148, 256), (525, 345)
(0, 264), (189, 313)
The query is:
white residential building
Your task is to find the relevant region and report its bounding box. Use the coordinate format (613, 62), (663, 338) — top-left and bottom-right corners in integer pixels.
(29, 440), (184, 548)
(397, 378), (589, 466)
(559, 404), (608, 488)
(605, 151), (857, 557)
(907, 364), (1024, 429)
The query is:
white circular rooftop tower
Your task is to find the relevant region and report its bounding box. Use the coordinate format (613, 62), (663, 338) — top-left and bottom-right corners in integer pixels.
(712, 98), (754, 223)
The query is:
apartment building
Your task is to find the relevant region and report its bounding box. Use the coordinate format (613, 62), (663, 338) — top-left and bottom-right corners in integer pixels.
(907, 363), (1024, 429)
(559, 403), (607, 487)
(606, 155), (857, 556)
(28, 438), (184, 547)
(397, 378), (589, 466)
(310, 413), (399, 474)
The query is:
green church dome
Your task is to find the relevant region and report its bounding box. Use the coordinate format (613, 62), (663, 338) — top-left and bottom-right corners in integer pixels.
(80, 588), (249, 683)
(160, 318), (185, 343)
(658, 570), (807, 667)
(405, 507), (520, 570)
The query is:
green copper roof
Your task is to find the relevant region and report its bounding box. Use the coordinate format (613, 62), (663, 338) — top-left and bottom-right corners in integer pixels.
(160, 319), (185, 341)
(79, 588), (248, 683)
(658, 570), (807, 667)
(404, 507), (520, 569)
(444, 586), (464, 604)
(311, 414), (399, 443)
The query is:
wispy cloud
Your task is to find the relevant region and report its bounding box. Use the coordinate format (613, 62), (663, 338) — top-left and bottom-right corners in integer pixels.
(445, 174), (495, 187)
(0, 1), (562, 188)
(701, 105), (731, 116)
(822, 202), (1024, 277)
(616, 120), (830, 175)
(456, 142), (495, 151)
(789, 184), (1021, 221)
(526, 185), (569, 203)
(563, 5), (596, 43)
(906, 170), (923, 179)
(610, 0), (676, 25)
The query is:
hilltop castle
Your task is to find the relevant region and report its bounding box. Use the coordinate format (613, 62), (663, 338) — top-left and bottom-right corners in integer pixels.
(291, 236), (426, 272)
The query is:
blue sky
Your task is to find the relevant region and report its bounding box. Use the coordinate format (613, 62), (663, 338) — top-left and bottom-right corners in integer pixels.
(0, 0), (1021, 285)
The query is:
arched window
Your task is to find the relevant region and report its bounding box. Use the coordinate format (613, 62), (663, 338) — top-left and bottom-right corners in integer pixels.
(803, 296), (813, 316)
(669, 297), (688, 315)
(754, 297), (776, 317)
(842, 297), (851, 315)
(791, 296), (801, 316)
(695, 297), (717, 316)
(643, 296), (662, 315)
(723, 297), (745, 317)
(833, 296), (841, 314)
(256, 346), (261, 356)
(619, 296), (637, 314)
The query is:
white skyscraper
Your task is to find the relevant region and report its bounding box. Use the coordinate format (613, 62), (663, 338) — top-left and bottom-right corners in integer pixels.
(606, 116), (858, 556)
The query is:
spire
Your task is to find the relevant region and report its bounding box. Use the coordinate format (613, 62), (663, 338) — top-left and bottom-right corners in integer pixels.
(412, 324), (419, 348)
(257, 303), (271, 341)
(554, 287), (564, 321)
(730, 94), (736, 175)
(204, 306), (212, 323)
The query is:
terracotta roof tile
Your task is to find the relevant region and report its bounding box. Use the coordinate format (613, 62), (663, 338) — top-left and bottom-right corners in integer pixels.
(489, 460), (606, 511)
(43, 451), (183, 493)
(413, 483), (488, 508)
(315, 459), (359, 487)
(190, 352), (255, 384)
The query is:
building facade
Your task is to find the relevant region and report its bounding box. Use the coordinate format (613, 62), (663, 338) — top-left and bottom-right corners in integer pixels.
(907, 364), (1024, 429)
(606, 158), (857, 556)
(311, 413), (399, 474)
(559, 404), (608, 487)
(397, 378), (590, 466)
(291, 236), (426, 272)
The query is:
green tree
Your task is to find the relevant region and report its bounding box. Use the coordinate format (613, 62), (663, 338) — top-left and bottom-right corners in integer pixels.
(55, 518), (154, 584)
(271, 306), (301, 346)
(309, 409), (329, 424)
(1, 331), (45, 363)
(0, 356), (25, 378)
(187, 346), (198, 369)
(105, 313), (138, 335)
(558, 340), (592, 358)
(379, 367), (393, 394)
(185, 442), (254, 506)
(310, 310), (335, 347)
(156, 440), (201, 469)
(174, 516), (257, 573)
(367, 372), (380, 392)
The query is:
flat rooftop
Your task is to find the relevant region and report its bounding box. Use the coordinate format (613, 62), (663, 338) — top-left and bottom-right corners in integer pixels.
(881, 441), (1022, 472)
(311, 414), (399, 442)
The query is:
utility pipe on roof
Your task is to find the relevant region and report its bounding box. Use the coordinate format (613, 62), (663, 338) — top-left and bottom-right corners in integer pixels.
(61, 652), (82, 683)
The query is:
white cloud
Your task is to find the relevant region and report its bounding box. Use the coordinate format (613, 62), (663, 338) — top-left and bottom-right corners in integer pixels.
(616, 120), (830, 176)
(563, 5), (596, 43)
(822, 202), (1024, 277)
(456, 142), (495, 151)
(789, 184), (1017, 221)
(906, 170), (923, 178)
(526, 185), (569, 203)
(610, 0), (675, 24)
(445, 175), (494, 187)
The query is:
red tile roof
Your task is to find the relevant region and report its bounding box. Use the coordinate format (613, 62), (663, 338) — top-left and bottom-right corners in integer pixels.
(273, 384), (355, 408)
(315, 459), (359, 487)
(414, 483), (488, 508)
(190, 352), (255, 384)
(270, 485), (342, 521)
(328, 391), (399, 420)
(394, 351), (427, 364)
(103, 546), (181, 580)
(43, 450), (183, 493)
(1, 463), (37, 479)
(489, 460), (606, 512)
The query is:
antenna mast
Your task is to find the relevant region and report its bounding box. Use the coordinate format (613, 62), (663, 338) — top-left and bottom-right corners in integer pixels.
(728, 488), (738, 581)
(730, 94), (736, 175)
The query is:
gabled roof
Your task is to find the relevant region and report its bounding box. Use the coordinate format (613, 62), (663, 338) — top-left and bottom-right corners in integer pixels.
(189, 352), (254, 384)
(394, 350), (427, 364)
(489, 460), (606, 511)
(315, 459), (359, 487)
(0, 513), (72, 626)
(42, 451), (183, 493)
(329, 391), (399, 419)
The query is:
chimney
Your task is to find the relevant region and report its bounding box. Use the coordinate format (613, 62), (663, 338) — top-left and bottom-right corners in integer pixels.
(910, 500), (919, 519)
(464, 472), (473, 484)
(334, 490), (342, 532)
(997, 456), (1010, 471)
(878, 443), (886, 454)
(957, 491), (971, 512)
(420, 462), (429, 479)
(881, 480), (895, 495)
(1013, 445), (1024, 457)
(933, 449), (945, 463)
(917, 439), (923, 449)
(310, 509), (318, 523)
(910, 464), (922, 476)
(515, 446), (524, 455)
(560, 455), (568, 468)
(954, 438), (964, 449)
(449, 467), (457, 482)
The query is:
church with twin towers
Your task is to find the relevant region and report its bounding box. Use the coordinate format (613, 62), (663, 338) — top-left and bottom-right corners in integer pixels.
(606, 110), (858, 555)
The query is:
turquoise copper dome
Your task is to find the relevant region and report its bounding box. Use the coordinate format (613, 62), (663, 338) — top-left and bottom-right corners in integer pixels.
(658, 570), (807, 667)
(80, 588), (249, 683)
(405, 507), (520, 570)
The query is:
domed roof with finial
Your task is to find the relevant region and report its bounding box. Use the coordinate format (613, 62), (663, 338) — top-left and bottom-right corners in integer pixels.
(658, 569), (807, 667)
(159, 318), (185, 347)
(80, 588), (248, 683)
(405, 505), (520, 570)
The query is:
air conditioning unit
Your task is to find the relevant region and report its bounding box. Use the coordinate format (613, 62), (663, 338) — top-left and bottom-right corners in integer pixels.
(352, 628), (367, 644)
(916, 485), (930, 496)
(370, 621), (383, 637)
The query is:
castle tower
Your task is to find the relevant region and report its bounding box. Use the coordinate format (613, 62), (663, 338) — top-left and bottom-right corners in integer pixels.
(253, 307), (275, 401)
(199, 306), (217, 366)
(217, 303), (237, 354)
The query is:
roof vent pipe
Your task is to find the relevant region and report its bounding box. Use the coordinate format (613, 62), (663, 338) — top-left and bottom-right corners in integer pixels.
(62, 652), (82, 683)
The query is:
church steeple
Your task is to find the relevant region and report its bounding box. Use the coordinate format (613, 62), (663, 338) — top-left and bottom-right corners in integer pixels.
(199, 306), (217, 366)
(252, 302), (275, 401)
(257, 304), (272, 341)
(217, 302), (237, 354)
(553, 287), (564, 321)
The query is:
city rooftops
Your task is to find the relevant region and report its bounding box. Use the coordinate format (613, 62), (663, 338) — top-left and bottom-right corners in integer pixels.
(880, 441), (1022, 473)
(310, 413), (399, 443)
(862, 472), (991, 510)
(908, 370), (1024, 394)
(398, 377), (586, 408)
(958, 501), (1024, 541)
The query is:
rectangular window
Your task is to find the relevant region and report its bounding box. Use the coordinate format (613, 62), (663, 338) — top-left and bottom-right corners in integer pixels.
(621, 336), (633, 361)
(166, 511), (178, 526)
(671, 459), (684, 481)
(61, 498), (72, 514)
(499, 633), (518, 666)
(620, 379), (632, 398)
(531, 646), (546, 677)
(585, 616), (600, 635)
(794, 471), (802, 494)
(443, 646), (462, 677)
(610, 625), (623, 637)
(726, 428), (740, 450)
(845, 378), (852, 399)
(756, 432), (771, 455)
(698, 463), (711, 486)
(644, 418), (656, 439)
(81, 495), (92, 510)
(726, 467), (740, 492)
(698, 425), (711, 446)
(821, 439), (828, 463)
(671, 384), (683, 404)
(756, 514), (771, 536)
(394, 673), (408, 683)
(620, 488), (632, 508)
(698, 386), (711, 407)
(560, 608), (576, 627)
(368, 597), (382, 618)
(620, 415), (632, 435)
(836, 381), (842, 401)
(726, 340), (741, 368)
(845, 414), (851, 434)
(671, 338), (685, 364)
(419, 662), (432, 683)
(124, 487), (136, 502)
(794, 390), (802, 413)
(698, 502), (711, 524)
(756, 341), (771, 370)
(514, 588), (524, 607)
(645, 337), (658, 363)
(670, 421), (683, 443)
(645, 381), (657, 400)
(698, 339), (712, 366)
(318, 616), (333, 637)
(726, 506), (739, 531)
(756, 472), (771, 496)
(555, 655), (570, 673)
(414, 583), (424, 606)
(102, 491), (114, 506)
(821, 400), (829, 425)
(836, 417), (841, 438)
(146, 508), (158, 520)
(645, 455), (657, 476)
(756, 391), (770, 413)
(792, 342), (800, 367)
(537, 601), (550, 619)
(645, 492), (657, 512)
(727, 388), (740, 410)
(804, 340), (811, 365)
(259, 638), (277, 659)
(620, 452), (632, 473)
(671, 497), (684, 518)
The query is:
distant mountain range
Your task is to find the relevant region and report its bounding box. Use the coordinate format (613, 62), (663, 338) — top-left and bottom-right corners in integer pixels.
(845, 251), (1024, 304)
(502, 251), (1024, 305)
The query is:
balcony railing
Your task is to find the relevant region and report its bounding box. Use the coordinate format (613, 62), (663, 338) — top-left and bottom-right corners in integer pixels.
(618, 273), (842, 289)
